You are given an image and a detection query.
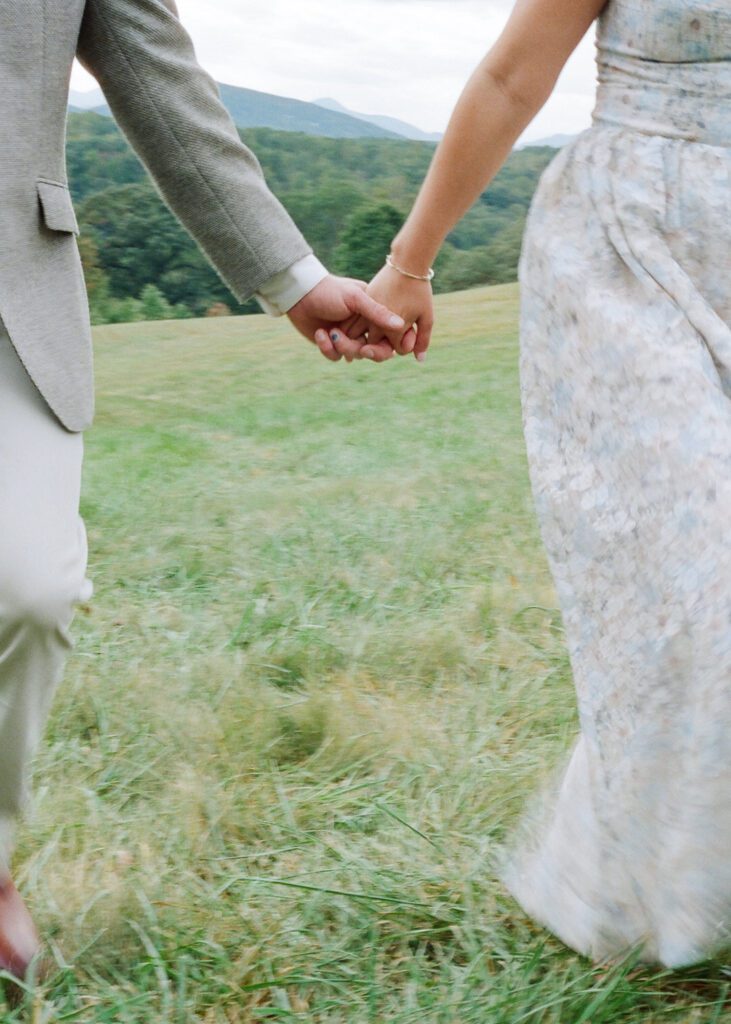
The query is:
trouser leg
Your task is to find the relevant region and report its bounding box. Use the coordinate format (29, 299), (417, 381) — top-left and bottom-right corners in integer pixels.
(0, 327), (92, 869)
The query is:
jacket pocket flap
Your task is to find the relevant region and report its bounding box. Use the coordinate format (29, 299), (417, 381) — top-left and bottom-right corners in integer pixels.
(37, 180), (80, 235)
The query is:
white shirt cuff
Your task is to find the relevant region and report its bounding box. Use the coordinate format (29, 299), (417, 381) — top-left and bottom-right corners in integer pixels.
(255, 255), (329, 317)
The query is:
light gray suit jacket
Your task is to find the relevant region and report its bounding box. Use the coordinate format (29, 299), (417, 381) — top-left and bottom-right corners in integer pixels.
(0, 0), (312, 432)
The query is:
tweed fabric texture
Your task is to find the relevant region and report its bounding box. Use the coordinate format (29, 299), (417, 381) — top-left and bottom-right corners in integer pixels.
(499, 0), (731, 967)
(0, 0), (311, 432)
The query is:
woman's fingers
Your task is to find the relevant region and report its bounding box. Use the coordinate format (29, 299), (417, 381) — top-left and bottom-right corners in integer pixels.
(400, 327), (417, 355)
(365, 327), (387, 353)
(360, 340), (396, 363)
(392, 327), (419, 357)
(413, 316), (434, 362)
(351, 327), (419, 360)
(400, 326), (418, 357)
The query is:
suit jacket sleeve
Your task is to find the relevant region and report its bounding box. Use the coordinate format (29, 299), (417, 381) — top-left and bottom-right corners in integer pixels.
(76, 0), (313, 303)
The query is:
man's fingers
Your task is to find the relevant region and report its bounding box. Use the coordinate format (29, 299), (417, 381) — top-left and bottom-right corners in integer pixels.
(346, 315), (370, 339)
(340, 313), (361, 336)
(328, 329), (366, 363)
(414, 318), (433, 362)
(314, 329), (342, 362)
(315, 328), (394, 364)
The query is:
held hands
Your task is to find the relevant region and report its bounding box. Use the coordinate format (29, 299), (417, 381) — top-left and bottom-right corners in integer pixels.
(287, 274), (407, 363)
(290, 265), (434, 365)
(340, 262), (434, 364)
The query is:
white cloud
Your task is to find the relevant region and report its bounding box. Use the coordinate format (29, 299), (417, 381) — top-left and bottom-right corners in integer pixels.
(71, 0), (598, 141)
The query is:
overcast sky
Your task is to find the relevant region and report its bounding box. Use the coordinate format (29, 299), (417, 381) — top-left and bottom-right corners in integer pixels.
(71, 0), (599, 142)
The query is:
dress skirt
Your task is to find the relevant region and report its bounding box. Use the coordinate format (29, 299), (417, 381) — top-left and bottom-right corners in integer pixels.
(499, 123), (731, 968)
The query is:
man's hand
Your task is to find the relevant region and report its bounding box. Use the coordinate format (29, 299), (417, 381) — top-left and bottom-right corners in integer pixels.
(287, 275), (405, 363)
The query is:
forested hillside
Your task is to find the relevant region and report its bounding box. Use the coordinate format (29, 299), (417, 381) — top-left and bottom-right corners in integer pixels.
(66, 111), (556, 323)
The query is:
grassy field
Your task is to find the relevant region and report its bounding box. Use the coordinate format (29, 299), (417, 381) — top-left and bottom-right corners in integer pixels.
(7, 284), (731, 1022)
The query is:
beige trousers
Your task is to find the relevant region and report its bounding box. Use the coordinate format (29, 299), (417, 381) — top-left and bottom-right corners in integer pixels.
(0, 324), (91, 868)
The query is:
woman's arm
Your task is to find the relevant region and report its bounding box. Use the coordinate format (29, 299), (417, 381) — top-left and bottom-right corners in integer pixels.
(327, 0), (607, 362)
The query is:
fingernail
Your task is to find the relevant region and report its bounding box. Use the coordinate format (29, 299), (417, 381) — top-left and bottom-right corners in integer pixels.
(330, 331), (340, 346)
(416, 352), (426, 363)
(362, 346), (374, 360)
(388, 315), (404, 329)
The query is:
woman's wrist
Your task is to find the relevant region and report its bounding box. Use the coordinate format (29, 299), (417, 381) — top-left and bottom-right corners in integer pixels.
(390, 233), (440, 279)
(385, 254), (435, 283)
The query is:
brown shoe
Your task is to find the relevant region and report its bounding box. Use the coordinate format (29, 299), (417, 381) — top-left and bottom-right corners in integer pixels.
(0, 874), (40, 983)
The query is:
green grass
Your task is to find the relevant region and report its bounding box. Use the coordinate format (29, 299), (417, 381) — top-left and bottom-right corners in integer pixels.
(6, 284), (731, 1021)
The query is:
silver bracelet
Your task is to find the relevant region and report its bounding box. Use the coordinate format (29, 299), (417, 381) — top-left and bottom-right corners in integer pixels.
(385, 253), (435, 282)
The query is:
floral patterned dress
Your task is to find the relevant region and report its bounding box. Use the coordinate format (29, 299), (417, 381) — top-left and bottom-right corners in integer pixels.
(499, 0), (731, 967)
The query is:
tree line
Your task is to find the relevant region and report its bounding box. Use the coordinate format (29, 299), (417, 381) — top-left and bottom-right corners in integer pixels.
(66, 112), (557, 324)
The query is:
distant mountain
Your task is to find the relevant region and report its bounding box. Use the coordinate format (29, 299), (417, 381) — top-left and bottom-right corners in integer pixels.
(69, 82), (578, 149)
(70, 82), (402, 140)
(314, 98), (442, 143)
(216, 84), (401, 138)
